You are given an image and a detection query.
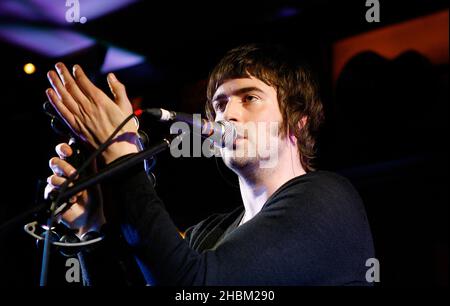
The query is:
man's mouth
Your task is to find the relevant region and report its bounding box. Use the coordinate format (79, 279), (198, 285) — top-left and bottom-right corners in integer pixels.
(231, 136), (247, 149)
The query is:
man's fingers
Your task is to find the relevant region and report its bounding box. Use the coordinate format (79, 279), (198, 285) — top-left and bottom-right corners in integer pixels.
(55, 143), (73, 159)
(44, 184), (55, 200)
(46, 88), (77, 131)
(47, 70), (80, 114)
(107, 73), (133, 114)
(72, 64), (102, 101)
(55, 63), (89, 107)
(47, 175), (68, 188)
(44, 182), (77, 202)
(55, 63), (74, 86)
(49, 157), (77, 177)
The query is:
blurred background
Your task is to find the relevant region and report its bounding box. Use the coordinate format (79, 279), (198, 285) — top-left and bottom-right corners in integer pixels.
(0, 0), (448, 287)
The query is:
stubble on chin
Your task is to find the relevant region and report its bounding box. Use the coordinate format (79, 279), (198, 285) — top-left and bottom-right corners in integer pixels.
(221, 143), (260, 175)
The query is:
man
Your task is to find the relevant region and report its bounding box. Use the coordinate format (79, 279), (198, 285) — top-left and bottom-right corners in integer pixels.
(45, 44), (375, 285)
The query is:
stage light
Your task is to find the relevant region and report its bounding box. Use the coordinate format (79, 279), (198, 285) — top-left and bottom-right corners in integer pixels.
(24, 63), (36, 74)
(0, 25), (96, 57)
(0, 0), (138, 25)
(101, 45), (145, 73)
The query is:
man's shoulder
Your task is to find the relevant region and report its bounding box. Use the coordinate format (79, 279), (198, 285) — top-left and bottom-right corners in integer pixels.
(302, 170), (354, 186)
(308, 170), (360, 195)
(273, 170), (360, 201)
(266, 170), (374, 264)
(265, 170), (367, 222)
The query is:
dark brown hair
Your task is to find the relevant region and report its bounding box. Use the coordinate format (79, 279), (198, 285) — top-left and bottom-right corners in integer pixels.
(205, 44), (324, 172)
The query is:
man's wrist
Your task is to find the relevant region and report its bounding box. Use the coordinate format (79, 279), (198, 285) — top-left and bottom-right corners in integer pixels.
(102, 137), (139, 164)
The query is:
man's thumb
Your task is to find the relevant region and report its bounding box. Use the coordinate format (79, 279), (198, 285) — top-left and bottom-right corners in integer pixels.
(107, 73), (132, 113)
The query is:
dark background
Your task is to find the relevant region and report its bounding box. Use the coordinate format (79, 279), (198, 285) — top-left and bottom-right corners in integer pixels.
(0, 0), (448, 287)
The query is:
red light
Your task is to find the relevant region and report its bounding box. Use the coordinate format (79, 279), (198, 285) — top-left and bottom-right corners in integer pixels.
(134, 109), (143, 117)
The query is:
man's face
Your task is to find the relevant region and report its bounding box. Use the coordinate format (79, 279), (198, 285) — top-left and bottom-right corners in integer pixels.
(212, 76), (284, 172)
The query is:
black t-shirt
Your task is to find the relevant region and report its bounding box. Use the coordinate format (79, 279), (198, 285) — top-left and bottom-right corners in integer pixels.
(97, 165), (374, 286)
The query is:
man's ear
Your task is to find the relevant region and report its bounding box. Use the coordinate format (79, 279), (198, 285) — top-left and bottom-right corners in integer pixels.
(299, 116), (308, 130)
(289, 116), (308, 144)
(287, 124), (296, 145)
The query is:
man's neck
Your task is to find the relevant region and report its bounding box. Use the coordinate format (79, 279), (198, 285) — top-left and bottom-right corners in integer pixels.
(237, 144), (306, 225)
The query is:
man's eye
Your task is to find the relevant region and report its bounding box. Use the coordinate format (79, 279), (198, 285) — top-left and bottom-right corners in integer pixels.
(213, 101), (226, 112)
(244, 95), (259, 103)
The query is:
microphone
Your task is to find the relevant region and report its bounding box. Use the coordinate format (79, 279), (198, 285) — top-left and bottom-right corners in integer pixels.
(140, 108), (236, 148)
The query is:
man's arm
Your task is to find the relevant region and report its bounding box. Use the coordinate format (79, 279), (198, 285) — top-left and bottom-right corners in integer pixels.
(76, 224), (146, 286)
(103, 165), (374, 285)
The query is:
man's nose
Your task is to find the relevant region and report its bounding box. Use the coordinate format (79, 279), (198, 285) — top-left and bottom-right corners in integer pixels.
(222, 98), (242, 122)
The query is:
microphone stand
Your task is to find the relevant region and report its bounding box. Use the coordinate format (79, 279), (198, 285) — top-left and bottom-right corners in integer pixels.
(39, 200), (57, 285)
